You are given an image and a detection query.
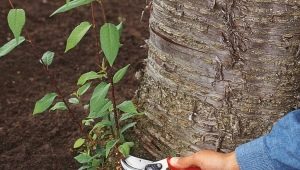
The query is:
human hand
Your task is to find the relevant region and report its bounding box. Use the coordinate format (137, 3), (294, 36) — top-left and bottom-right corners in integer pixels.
(169, 150), (239, 170)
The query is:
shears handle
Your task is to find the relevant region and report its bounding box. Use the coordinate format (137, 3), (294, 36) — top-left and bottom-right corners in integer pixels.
(167, 157), (201, 170)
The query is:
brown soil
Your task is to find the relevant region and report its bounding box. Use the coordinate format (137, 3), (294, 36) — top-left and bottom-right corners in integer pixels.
(0, 0), (149, 169)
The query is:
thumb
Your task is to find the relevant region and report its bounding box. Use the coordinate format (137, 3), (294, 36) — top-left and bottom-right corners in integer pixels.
(169, 156), (198, 169)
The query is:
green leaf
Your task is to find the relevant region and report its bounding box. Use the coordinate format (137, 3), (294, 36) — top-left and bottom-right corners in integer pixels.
(105, 139), (119, 158)
(50, 102), (67, 111)
(88, 167), (97, 170)
(97, 101), (113, 114)
(7, 9), (26, 43)
(100, 131), (112, 139)
(0, 37), (25, 58)
(100, 23), (120, 66)
(33, 93), (57, 115)
(116, 22), (123, 35)
(77, 71), (101, 85)
(88, 100), (112, 119)
(118, 142), (134, 157)
(74, 153), (92, 164)
(78, 166), (90, 170)
(82, 119), (94, 126)
(68, 97), (79, 104)
(50, 0), (94, 17)
(77, 82), (91, 96)
(88, 111), (109, 119)
(90, 120), (112, 133)
(74, 138), (85, 148)
(92, 159), (101, 167)
(119, 112), (144, 121)
(119, 133), (125, 143)
(117, 100), (138, 113)
(90, 83), (110, 114)
(92, 134), (97, 140)
(94, 120), (112, 128)
(113, 64), (130, 84)
(40, 51), (54, 66)
(120, 122), (136, 134)
(95, 147), (106, 157)
(65, 21), (91, 52)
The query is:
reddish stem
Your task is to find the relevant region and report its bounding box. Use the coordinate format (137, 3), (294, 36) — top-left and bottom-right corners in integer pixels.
(98, 0), (107, 23)
(42, 65), (83, 132)
(8, 0), (14, 8)
(90, 2), (102, 65)
(91, 2), (97, 29)
(111, 77), (120, 138)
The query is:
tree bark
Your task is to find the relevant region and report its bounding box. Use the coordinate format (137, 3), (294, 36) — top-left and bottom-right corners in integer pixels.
(136, 0), (300, 158)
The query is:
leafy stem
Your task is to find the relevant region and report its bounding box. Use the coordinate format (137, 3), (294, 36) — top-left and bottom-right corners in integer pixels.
(42, 64), (83, 133)
(25, 32), (83, 133)
(2, 1), (142, 168)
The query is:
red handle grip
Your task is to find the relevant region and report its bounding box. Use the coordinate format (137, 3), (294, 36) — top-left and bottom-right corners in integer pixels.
(167, 157), (201, 170)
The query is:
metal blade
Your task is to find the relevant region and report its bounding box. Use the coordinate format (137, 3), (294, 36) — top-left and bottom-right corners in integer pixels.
(121, 159), (142, 170)
(121, 155), (154, 170)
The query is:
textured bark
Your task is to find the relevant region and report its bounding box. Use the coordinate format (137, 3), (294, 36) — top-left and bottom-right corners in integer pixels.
(136, 0), (300, 158)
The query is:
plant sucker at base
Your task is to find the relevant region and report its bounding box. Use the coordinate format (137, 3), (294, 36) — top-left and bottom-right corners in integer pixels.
(1, 0), (144, 169)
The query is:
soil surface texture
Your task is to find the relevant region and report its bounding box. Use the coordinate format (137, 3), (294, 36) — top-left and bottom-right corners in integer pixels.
(0, 0), (149, 169)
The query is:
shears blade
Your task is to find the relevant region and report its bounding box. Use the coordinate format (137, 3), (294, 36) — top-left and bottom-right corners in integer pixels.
(121, 155), (168, 170)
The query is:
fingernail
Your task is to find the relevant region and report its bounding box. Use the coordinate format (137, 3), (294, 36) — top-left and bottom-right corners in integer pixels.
(170, 157), (179, 166)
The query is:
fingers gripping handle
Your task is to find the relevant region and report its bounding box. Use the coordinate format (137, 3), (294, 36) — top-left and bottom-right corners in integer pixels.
(167, 157), (201, 170)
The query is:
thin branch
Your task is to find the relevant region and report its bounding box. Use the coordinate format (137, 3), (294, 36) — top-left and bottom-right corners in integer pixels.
(25, 31), (83, 133)
(42, 64), (83, 132)
(91, 2), (97, 29)
(8, 0), (14, 8)
(90, 2), (102, 65)
(111, 78), (120, 138)
(90, 2), (118, 139)
(93, 0), (120, 139)
(97, 0), (107, 23)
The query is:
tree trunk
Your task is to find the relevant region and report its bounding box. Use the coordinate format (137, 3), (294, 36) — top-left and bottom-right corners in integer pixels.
(136, 0), (300, 158)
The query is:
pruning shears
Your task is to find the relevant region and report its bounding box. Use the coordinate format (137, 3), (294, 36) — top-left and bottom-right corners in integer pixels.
(121, 155), (201, 170)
